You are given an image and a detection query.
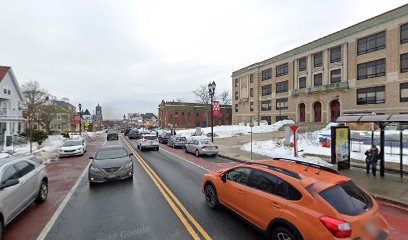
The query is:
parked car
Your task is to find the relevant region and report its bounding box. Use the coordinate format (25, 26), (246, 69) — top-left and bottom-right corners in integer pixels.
(58, 139), (87, 157)
(128, 129), (142, 139)
(124, 128), (132, 136)
(167, 136), (187, 148)
(202, 159), (390, 240)
(185, 139), (218, 157)
(106, 129), (119, 141)
(158, 132), (173, 144)
(88, 146), (134, 184)
(0, 156), (48, 239)
(137, 135), (159, 151)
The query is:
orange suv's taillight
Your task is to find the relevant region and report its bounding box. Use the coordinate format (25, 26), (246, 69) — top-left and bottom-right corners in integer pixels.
(319, 216), (351, 238)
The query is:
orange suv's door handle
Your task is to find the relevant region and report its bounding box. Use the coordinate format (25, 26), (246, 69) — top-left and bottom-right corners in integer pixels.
(237, 189), (244, 194)
(269, 201), (281, 209)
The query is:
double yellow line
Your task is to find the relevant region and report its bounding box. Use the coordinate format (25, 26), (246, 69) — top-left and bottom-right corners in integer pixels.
(121, 136), (212, 240)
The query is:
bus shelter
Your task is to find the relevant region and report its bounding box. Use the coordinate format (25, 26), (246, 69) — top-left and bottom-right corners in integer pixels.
(336, 114), (408, 177)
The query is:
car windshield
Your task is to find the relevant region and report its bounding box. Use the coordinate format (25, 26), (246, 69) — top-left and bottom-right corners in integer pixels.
(199, 140), (212, 145)
(177, 137), (186, 141)
(107, 129), (117, 133)
(319, 181), (373, 216)
(63, 141), (82, 147)
(145, 136), (157, 140)
(95, 148), (128, 160)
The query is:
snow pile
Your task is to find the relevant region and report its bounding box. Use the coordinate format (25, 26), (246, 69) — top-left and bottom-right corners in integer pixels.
(241, 139), (332, 167)
(33, 135), (64, 164)
(177, 120), (294, 139)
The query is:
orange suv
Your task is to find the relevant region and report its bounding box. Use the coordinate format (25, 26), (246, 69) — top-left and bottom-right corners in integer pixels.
(202, 158), (389, 240)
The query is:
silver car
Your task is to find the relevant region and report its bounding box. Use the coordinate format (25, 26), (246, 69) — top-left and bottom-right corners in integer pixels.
(58, 139), (87, 157)
(167, 136), (187, 148)
(136, 135), (159, 151)
(185, 139), (218, 157)
(88, 146), (134, 184)
(0, 156), (48, 238)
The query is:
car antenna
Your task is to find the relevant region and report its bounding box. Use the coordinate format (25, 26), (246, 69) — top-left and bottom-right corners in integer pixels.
(304, 166), (309, 172)
(315, 169), (322, 175)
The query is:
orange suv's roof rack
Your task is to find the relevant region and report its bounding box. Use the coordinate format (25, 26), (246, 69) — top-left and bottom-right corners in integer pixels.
(272, 158), (339, 175)
(245, 162), (302, 180)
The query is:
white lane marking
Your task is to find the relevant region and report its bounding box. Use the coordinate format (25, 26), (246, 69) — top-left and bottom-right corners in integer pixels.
(158, 147), (210, 172)
(36, 162), (90, 240)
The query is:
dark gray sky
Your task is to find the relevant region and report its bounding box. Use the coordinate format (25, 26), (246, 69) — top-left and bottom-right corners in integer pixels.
(0, 0), (406, 119)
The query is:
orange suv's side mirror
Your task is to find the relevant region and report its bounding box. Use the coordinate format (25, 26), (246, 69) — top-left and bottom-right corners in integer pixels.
(220, 174), (226, 183)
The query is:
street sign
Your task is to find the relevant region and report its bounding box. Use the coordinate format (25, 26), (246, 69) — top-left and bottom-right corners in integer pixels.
(85, 122), (90, 127)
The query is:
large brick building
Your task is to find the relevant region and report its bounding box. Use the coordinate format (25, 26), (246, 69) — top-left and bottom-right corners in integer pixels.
(158, 100), (232, 129)
(232, 4), (408, 125)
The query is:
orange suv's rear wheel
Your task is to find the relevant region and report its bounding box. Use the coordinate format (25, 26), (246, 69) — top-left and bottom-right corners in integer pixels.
(271, 227), (297, 240)
(204, 184), (218, 209)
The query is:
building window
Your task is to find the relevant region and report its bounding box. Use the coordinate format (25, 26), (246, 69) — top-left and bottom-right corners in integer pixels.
(260, 116), (271, 125)
(276, 116), (289, 122)
(7, 90), (10, 95)
(187, 112), (190, 117)
(330, 69), (341, 83)
(182, 112), (185, 117)
(276, 81), (288, 93)
(330, 46), (341, 63)
(261, 100), (271, 111)
(357, 59), (386, 80)
(262, 84), (272, 96)
(401, 23), (408, 44)
(3, 89), (6, 94)
(175, 112), (178, 118)
(401, 53), (408, 73)
(250, 102), (254, 112)
(314, 52), (322, 67)
(298, 77), (306, 89)
(298, 57), (307, 71)
(314, 73), (322, 86)
(401, 83), (408, 102)
(357, 31), (386, 55)
(262, 68), (272, 81)
(276, 63), (288, 77)
(357, 86), (385, 105)
(235, 104), (238, 112)
(276, 98), (288, 110)
(235, 79), (238, 87)
(250, 88), (254, 97)
(57, 115), (61, 120)
(249, 74), (254, 83)
(235, 91), (238, 100)
(196, 112), (199, 117)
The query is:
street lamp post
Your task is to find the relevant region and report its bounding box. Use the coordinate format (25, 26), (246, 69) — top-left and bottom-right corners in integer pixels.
(78, 103), (82, 136)
(208, 81), (216, 143)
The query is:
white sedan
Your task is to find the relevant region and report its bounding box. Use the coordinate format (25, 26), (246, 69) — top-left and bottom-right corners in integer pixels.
(59, 139), (87, 157)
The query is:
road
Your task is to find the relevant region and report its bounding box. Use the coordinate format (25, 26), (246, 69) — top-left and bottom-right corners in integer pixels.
(40, 135), (408, 240)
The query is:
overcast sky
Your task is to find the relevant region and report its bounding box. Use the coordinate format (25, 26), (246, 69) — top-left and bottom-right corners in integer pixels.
(0, 0), (406, 119)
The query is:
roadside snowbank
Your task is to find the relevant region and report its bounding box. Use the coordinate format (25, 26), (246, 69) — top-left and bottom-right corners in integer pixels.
(177, 120), (294, 139)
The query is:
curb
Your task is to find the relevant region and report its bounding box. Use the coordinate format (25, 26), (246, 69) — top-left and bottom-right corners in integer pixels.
(220, 154), (408, 209)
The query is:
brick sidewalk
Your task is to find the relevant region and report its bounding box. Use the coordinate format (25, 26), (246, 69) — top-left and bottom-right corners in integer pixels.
(3, 137), (105, 240)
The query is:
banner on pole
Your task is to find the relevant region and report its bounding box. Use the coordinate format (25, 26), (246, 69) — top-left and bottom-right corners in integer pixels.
(212, 101), (220, 117)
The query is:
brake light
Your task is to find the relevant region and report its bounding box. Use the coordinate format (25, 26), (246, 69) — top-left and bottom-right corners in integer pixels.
(143, 139), (147, 142)
(202, 146), (208, 150)
(319, 216), (351, 238)
(214, 146), (218, 149)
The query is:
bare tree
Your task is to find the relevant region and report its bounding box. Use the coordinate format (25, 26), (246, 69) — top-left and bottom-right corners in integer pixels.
(60, 97), (70, 102)
(192, 84), (210, 104)
(175, 98), (183, 102)
(218, 90), (232, 105)
(21, 81), (48, 153)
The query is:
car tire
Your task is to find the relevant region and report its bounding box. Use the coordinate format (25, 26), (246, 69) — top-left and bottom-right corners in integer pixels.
(195, 150), (200, 157)
(204, 184), (218, 209)
(35, 180), (48, 203)
(140, 145), (143, 151)
(185, 147), (188, 153)
(271, 227), (297, 240)
(156, 147), (159, 151)
(0, 216), (3, 240)
(172, 143), (175, 148)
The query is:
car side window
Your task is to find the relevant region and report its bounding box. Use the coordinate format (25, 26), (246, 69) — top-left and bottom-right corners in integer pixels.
(226, 168), (252, 185)
(14, 161), (35, 178)
(1, 166), (19, 185)
(276, 178), (288, 199)
(249, 170), (278, 194)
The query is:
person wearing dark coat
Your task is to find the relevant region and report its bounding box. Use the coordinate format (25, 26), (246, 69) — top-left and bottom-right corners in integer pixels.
(365, 145), (381, 176)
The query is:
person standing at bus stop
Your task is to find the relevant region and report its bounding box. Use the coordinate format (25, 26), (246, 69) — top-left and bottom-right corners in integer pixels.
(365, 145), (381, 177)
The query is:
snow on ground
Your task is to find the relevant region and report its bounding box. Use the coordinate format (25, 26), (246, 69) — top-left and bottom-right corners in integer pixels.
(32, 135), (64, 164)
(177, 120), (294, 139)
(241, 123), (408, 165)
(241, 139), (333, 167)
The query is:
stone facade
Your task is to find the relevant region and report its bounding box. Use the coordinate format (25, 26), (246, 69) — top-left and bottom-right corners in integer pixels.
(232, 4), (408, 124)
(158, 100), (232, 129)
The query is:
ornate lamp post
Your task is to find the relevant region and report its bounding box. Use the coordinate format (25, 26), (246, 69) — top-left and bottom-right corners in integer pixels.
(78, 103), (82, 136)
(208, 81), (216, 142)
